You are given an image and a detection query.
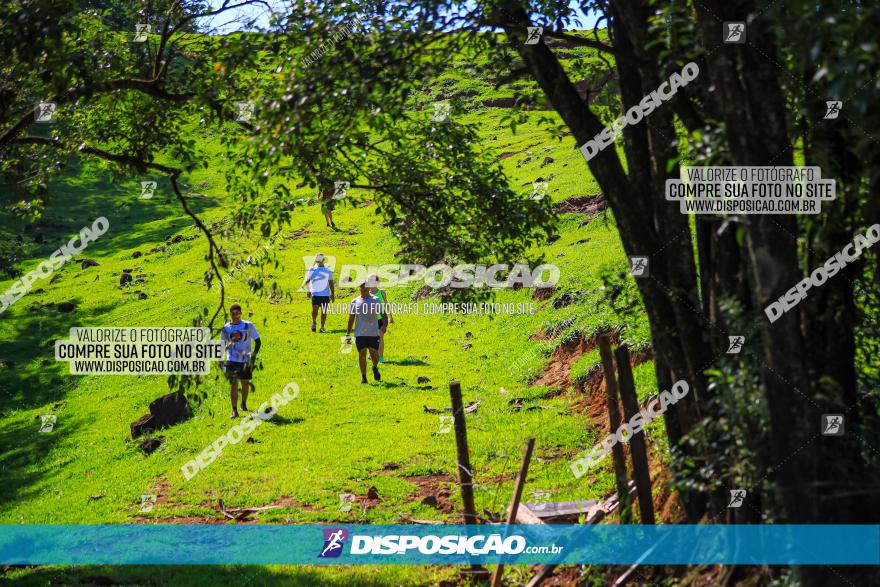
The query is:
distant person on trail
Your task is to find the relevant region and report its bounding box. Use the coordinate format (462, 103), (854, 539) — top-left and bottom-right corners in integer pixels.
(367, 274), (393, 363)
(318, 181), (337, 229)
(221, 304), (262, 419)
(346, 281), (383, 385)
(305, 252), (335, 333)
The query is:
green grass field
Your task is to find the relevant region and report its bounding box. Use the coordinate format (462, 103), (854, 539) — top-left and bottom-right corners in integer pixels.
(0, 41), (666, 585)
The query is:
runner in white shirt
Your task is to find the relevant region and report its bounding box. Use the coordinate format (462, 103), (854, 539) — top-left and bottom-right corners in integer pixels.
(346, 282), (383, 385)
(220, 304), (262, 419)
(304, 252), (335, 333)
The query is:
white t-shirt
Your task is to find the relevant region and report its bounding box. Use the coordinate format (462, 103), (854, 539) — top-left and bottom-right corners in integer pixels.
(221, 320), (260, 363)
(350, 295), (382, 337)
(307, 265), (333, 297)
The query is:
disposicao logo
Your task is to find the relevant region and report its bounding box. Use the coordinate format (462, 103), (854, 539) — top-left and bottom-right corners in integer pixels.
(349, 534), (527, 555)
(319, 528), (348, 558)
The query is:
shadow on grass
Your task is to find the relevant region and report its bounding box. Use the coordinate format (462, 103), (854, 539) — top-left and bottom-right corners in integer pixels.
(0, 297), (126, 511)
(0, 406), (104, 514)
(0, 564), (430, 586)
(374, 381), (407, 389)
(0, 297), (112, 412)
(385, 357), (428, 366)
(4, 162), (217, 266)
(263, 416), (305, 426)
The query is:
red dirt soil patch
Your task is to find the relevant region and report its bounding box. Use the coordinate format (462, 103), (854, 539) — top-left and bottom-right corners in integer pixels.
(529, 564), (583, 586)
(532, 285), (556, 301)
(530, 330), (550, 341)
(553, 194), (606, 215)
(570, 345), (654, 434)
(404, 474), (457, 515)
(481, 471), (517, 485)
(650, 464), (683, 524)
(533, 331), (621, 392)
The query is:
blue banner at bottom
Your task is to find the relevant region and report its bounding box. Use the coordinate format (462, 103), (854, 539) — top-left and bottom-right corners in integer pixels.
(1, 525), (878, 565)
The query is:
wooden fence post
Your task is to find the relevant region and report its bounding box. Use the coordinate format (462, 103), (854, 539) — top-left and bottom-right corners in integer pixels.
(450, 380), (491, 582)
(490, 437), (536, 587)
(450, 380), (478, 524)
(598, 335), (632, 523)
(614, 345), (655, 525)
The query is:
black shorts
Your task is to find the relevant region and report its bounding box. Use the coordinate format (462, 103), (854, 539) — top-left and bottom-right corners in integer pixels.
(378, 317), (388, 331)
(225, 361), (252, 381)
(355, 336), (380, 351)
(312, 295), (330, 308)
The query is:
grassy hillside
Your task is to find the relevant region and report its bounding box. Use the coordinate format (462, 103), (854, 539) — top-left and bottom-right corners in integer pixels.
(0, 31), (666, 586)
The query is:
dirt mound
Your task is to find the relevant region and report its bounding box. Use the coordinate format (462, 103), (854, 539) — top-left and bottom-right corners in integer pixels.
(532, 286), (555, 301)
(532, 332), (619, 392)
(570, 344), (655, 435)
(552, 290), (587, 309)
(650, 466), (682, 524)
(553, 194), (606, 215)
(482, 97), (517, 108)
(528, 565), (583, 586)
(405, 474), (456, 514)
